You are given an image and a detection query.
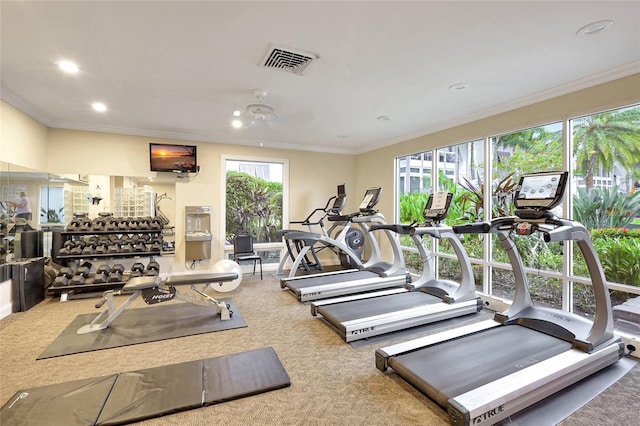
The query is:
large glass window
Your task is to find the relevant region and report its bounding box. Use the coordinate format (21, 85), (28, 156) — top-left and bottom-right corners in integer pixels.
(395, 105), (639, 334)
(224, 157), (288, 266)
(570, 106), (640, 322)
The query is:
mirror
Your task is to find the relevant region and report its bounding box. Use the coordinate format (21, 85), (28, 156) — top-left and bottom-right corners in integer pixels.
(1, 164), (176, 263)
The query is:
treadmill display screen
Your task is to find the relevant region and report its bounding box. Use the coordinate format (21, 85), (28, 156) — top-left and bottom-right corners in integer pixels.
(423, 192), (453, 221)
(359, 187), (382, 211)
(514, 171), (568, 210)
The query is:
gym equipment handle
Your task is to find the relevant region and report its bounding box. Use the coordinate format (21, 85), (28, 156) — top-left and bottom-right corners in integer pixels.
(453, 222), (490, 234)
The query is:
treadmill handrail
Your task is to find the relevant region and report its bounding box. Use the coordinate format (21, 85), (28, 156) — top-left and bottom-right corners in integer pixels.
(454, 215), (616, 349)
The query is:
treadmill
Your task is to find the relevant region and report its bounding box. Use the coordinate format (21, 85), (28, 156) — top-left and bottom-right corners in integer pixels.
(375, 171), (624, 426)
(280, 187), (411, 302)
(310, 191), (483, 342)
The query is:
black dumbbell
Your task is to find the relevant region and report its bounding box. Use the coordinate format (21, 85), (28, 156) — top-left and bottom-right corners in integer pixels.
(144, 261), (160, 276)
(108, 265), (124, 283)
(130, 262), (145, 278)
(53, 275), (69, 286)
(70, 272), (86, 285)
(59, 267), (74, 279)
(82, 244), (95, 255)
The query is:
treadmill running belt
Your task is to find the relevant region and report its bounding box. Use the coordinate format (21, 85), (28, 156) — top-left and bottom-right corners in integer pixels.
(388, 325), (571, 408)
(317, 291), (442, 326)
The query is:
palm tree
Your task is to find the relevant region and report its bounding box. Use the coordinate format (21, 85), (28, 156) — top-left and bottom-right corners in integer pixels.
(573, 107), (640, 190)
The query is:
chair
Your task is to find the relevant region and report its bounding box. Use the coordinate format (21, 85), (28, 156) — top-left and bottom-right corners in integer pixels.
(233, 233), (263, 279)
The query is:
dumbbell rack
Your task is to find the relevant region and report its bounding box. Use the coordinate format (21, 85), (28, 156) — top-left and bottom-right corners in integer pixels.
(49, 228), (163, 302)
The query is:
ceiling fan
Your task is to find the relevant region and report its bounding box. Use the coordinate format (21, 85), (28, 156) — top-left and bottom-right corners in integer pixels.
(231, 89), (279, 129)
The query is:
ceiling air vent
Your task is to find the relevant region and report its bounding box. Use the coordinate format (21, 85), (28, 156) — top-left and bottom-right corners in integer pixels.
(260, 44), (318, 75)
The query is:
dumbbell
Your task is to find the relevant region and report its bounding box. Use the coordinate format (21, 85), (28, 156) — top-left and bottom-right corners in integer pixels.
(133, 241), (146, 252)
(105, 220), (119, 231)
(66, 218), (82, 231)
(144, 261), (160, 276)
(130, 262), (145, 278)
(92, 219), (106, 231)
(92, 264), (111, 284)
(79, 218), (93, 231)
(120, 243), (134, 253)
(70, 244), (84, 255)
(108, 264), (125, 283)
(149, 218), (162, 230)
(94, 243), (108, 254)
(70, 266), (90, 285)
(53, 267), (74, 286)
(82, 244), (95, 255)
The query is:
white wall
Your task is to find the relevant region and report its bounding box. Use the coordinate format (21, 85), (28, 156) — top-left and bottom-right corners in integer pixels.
(44, 128), (357, 273)
(0, 101), (48, 171)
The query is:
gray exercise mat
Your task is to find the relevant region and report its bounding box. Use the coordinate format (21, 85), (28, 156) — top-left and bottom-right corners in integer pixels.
(500, 356), (637, 425)
(37, 299), (246, 359)
(2, 347), (291, 426)
(0, 375), (118, 426)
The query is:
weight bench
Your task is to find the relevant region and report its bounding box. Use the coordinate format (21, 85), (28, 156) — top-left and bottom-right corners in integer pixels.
(77, 272), (238, 335)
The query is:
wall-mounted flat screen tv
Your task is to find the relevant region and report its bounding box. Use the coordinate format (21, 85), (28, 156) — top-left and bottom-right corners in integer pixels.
(149, 143), (198, 173)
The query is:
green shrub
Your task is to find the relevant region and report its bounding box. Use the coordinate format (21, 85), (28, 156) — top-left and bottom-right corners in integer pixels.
(573, 186), (640, 229)
(574, 227), (640, 286)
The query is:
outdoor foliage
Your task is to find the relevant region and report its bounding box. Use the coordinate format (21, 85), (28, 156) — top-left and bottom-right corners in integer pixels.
(226, 171), (282, 243)
(40, 207), (64, 223)
(572, 107), (640, 190)
(573, 186), (640, 229)
(574, 228), (640, 286)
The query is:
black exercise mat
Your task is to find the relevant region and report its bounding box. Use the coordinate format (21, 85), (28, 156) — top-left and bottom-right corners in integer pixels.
(0, 375), (118, 426)
(97, 358), (206, 425)
(203, 345), (292, 403)
(2, 347), (291, 426)
(38, 299), (246, 359)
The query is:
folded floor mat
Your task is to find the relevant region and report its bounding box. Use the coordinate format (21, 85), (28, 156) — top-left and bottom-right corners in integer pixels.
(1, 347), (291, 426)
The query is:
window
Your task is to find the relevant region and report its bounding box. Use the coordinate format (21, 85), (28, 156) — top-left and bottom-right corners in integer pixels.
(39, 186), (65, 224)
(395, 105), (640, 339)
(223, 157), (289, 266)
(570, 105), (640, 320)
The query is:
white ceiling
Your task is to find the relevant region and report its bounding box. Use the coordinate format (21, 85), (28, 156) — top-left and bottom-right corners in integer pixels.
(2, 1), (639, 155)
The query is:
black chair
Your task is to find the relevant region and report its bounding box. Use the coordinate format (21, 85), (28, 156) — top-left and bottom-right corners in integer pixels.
(233, 234), (263, 279)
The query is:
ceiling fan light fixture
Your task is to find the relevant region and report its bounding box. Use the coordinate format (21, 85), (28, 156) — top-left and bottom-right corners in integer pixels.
(58, 59), (79, 74)
(576, 19), (613, 36)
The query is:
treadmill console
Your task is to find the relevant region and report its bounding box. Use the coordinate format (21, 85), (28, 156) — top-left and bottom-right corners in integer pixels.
(328, 183), (347, 214)
(514, 171), (568, 219)
(423, 192), (453, 223)
(359, 187), (382, 213)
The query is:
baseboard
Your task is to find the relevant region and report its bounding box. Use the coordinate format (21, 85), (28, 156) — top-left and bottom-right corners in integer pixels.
(0, 302), (13, 320)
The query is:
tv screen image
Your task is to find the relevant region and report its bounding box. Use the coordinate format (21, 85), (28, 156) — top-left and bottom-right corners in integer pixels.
(149, 143), (197, 173)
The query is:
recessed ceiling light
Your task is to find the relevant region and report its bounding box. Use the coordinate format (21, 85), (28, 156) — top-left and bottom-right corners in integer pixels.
(91, 102), (107, 112)
(448, 83), (468, 92)
(377, 115), (392, 121)
(58, 60), (79, 74)
(576, 19), (613, 36)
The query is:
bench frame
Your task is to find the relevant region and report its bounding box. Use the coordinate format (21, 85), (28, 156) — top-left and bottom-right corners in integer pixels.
(77, 273), (238, 334)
